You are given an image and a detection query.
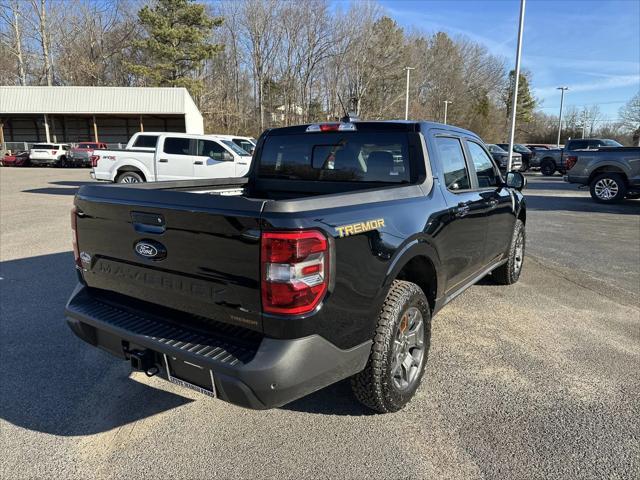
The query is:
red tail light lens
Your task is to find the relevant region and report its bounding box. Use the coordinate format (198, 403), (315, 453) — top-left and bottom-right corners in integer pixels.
(90, 155), (100, 167)
(51, 150), (57, 154)
(71, 206), (81, 268)
(261, 230), (330, 315)
(566, 155), (578, 171)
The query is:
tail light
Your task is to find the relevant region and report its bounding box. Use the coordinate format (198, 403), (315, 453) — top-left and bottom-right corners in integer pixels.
(306, 122), (356, 132)
(90, 155), (100, 167)
(261, 230), (330, 315)
(71, 206), (81, 268)
(565, 155), (578, 171)
(51, 150), (57, 154)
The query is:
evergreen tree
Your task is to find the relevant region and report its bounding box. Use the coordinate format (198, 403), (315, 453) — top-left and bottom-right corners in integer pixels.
(503, 70), (536, 123)
(128, 0), (223, 96)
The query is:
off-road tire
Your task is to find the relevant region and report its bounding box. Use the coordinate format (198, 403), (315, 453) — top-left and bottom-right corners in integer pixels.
(540, 159), (555, 176)
(589, 173), (627, 204)
(351, 280), (431, 413)
(116, 171), (144, 183)
(492, 219), (525, 285)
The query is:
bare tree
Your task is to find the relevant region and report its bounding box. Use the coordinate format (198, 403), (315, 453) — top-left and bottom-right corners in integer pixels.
(0, 0), (28, 85)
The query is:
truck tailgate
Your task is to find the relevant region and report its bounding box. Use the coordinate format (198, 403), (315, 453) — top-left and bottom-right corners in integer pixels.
(74, 184), (265, 332)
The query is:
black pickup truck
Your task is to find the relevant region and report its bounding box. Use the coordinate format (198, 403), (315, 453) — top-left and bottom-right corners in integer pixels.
(66, 120), (527, 413)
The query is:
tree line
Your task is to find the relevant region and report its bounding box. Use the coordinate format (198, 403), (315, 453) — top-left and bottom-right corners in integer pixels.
(1, 0), (638, 144)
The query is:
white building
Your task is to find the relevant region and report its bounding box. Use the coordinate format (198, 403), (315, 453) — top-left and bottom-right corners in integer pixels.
(0, 86), (203, 148)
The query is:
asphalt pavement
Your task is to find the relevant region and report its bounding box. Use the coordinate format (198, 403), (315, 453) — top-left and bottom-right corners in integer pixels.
(1, 168), (638, 479)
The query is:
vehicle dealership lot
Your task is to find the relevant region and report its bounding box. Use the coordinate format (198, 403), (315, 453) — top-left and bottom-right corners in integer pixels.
(1, 168), (638, 479)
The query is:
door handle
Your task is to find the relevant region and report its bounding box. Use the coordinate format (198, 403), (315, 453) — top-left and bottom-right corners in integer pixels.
(237, 162), (248, 165)
(194, 161), (203, 165)
(158, 158), (168, 163)
(454, 203), (470, 218)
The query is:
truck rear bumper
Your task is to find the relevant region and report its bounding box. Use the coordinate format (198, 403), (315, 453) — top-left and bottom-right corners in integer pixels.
(65, 284), (371, 409)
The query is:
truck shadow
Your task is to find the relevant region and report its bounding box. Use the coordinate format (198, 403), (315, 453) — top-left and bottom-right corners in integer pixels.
(22, 181), (94, 196)
(282, 379), (375, 416)
(0, 252), (192, 436)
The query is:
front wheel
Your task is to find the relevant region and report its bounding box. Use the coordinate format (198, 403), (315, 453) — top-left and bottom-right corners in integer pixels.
(351, 280), (431, 413)
(492, 219), (525, 285)
(589, 173), (627, 203)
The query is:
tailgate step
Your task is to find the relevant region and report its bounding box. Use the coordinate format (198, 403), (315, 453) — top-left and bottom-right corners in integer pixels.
(66, 289), (260, 366)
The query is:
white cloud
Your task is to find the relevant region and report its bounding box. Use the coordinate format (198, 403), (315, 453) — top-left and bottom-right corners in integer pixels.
(533, 74), (640, 97)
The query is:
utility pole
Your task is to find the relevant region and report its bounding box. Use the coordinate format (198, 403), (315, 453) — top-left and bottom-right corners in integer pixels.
(443, 100), (453, 124)
(404, 67), (415, 120)
(556, 87), (569, 147)
(507, 0), (526, 172)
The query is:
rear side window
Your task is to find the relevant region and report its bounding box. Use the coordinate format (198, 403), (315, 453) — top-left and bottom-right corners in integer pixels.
(259, 132), (411, 183)
(569, 140), (588, 150)
(467, 141), (500, 188)
(435, 137), (470, 190)
(163, 137), (191, 155)
(133, 135), (159, 149)
(33, 144), (53, 149)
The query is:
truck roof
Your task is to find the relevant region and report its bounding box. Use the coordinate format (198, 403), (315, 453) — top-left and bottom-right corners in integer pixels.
(265, 120), (480, 140)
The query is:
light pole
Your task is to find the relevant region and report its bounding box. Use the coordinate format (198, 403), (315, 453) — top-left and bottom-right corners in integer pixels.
(506, 0), (526, 173)
(404, 67), (415, 120)
(556, 87), (568, 147)
(443, 100), (453, 124)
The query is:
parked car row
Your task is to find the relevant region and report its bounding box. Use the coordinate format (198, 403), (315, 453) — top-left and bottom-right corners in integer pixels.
(1, 135), (257, 170)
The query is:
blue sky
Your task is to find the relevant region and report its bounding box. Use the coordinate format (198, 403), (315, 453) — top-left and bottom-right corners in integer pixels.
(352, 0), (640, 120)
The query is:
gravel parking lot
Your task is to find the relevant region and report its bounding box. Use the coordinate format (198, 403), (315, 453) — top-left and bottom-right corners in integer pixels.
(1, 168), (639, 479)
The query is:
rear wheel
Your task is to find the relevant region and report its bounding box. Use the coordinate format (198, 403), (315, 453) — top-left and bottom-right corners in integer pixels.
(351, 280), (431, 413)
(492, 219), (525, 285)
(116, 171), (144, 183)
(58, 156), (68, 168)
(540, 159), (555, 176)
(590, 173), (627, 203)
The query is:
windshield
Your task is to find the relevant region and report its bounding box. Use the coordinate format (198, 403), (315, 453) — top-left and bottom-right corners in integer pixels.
(259, 132), (411, 183)
(514, 144), (531, 153)
(601, 139), (623, 147)
(488, 144), (506, 153)
(222, 140), (251, 156)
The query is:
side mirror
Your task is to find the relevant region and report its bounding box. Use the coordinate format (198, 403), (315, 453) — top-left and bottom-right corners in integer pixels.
(506, 171), (526, 191)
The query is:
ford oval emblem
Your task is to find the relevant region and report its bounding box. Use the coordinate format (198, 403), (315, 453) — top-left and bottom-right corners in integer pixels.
(134, 239), (167, 260)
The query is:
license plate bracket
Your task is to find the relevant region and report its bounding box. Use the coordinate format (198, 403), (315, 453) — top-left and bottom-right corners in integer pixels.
(163, 354), (216, 398)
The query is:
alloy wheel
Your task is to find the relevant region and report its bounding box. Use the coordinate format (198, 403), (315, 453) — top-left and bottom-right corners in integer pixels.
(594, 178), (618, 200)
(391, 307), (425, 391)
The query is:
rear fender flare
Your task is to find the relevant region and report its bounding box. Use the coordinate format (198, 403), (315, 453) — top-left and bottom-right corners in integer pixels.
(377, 237), (444, 306)
(111, 158), (152, 182)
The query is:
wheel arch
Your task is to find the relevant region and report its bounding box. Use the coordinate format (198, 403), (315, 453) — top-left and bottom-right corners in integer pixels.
(114, 163), (149, 182)
(381, 240), (443, 312)
(588, 164), (629, 185)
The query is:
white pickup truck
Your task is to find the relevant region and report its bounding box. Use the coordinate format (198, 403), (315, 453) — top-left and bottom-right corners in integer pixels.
(90, 132), (253, 183)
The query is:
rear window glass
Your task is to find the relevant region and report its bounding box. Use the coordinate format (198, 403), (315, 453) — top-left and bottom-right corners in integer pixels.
(133, 135), (158, 148)
(78, 143), (94, 149)
(33, 144), (53, 149)
(259, 132), (411, 183)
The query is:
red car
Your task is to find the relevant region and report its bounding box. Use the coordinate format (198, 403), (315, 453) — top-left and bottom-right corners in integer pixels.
(2, 151), (30, 167)
(69, 142), (108, 167)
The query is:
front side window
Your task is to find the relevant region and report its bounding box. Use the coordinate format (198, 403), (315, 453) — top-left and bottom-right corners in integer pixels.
(222, 140), (249, 156)
(435, 136), (470, 191)
(163, 137), (191, 155)
(197, 139), (227, 160)
(467, 141), (500, 188)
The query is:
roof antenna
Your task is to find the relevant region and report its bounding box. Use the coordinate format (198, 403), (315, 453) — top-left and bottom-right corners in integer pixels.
(337, 93), (358, 123)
